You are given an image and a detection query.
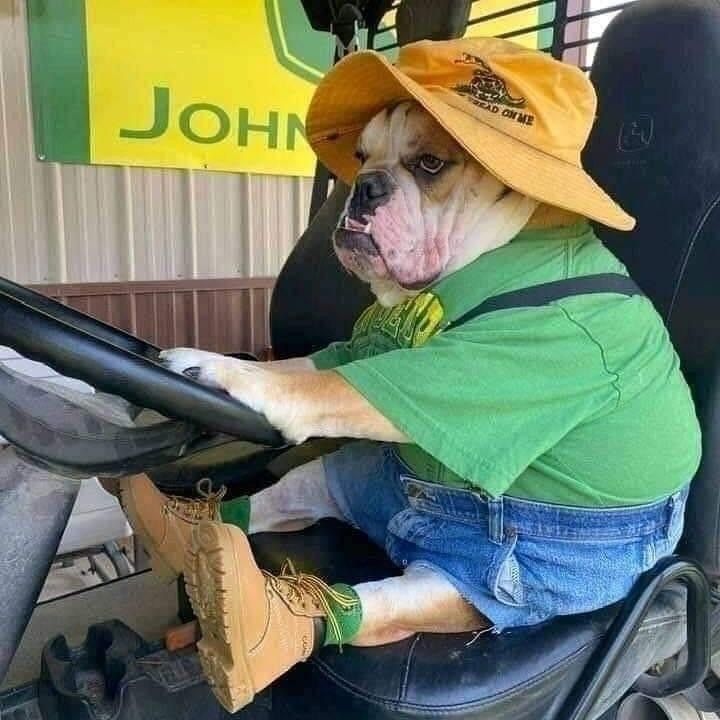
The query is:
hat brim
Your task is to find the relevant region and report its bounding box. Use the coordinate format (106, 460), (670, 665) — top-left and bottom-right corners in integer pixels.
(307, 52), (635, 232)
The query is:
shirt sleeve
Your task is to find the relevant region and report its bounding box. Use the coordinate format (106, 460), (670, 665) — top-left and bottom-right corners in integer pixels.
(310, 341), (354, 370)
(334, 307), (618, 497)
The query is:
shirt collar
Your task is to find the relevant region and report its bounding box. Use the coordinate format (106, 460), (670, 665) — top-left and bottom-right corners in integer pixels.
(430, 222), (593, 318)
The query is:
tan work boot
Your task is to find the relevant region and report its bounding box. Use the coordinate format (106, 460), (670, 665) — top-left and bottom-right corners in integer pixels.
(119, 475), (225, 581)
(184, 521), (358, 713)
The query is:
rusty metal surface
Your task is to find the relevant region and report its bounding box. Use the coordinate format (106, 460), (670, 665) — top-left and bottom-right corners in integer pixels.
(33, 278), (276, 355)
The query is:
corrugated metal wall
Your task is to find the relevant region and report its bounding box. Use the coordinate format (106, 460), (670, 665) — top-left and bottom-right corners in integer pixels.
(0, 0), (313, 286)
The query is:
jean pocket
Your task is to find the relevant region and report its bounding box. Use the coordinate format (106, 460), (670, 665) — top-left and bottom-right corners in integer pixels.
(487, 533), (527, 608)
(385, 506), (487, 569)
(386, 507), (435, 552)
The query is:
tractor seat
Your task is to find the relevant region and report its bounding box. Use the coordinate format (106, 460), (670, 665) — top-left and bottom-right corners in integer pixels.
(252, 520), (686, 720)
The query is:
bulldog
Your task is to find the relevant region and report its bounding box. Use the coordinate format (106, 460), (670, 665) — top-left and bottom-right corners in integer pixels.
(119, 37), (697, 716)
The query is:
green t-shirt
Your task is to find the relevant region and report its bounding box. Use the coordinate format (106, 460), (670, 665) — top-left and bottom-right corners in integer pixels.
(311, 223), (701, 507)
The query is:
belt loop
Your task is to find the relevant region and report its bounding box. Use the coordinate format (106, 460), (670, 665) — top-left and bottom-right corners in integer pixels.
(665, 489), (685, 539)
(487, 498), (504, 545)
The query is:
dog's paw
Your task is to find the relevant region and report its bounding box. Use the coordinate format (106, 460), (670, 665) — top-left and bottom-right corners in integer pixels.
(186, 358), (252, 394)
(165, 353), (269, 407)
(159, 349), (291, 436)
(159, 348), (227, 380)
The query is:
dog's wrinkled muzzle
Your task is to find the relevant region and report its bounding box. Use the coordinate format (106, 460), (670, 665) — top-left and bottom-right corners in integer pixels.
(334, 218), (380, 256)
(333, 169), (396, 276)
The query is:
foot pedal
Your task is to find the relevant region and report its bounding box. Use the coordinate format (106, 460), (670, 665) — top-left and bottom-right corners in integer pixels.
(165, 621), (200, 652)
(0, 619), (272, 719)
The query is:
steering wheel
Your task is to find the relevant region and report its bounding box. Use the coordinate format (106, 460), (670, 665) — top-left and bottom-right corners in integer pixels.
(0, 276), (284, 448)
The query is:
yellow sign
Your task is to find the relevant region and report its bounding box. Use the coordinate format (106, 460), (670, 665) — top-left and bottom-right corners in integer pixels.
(88, 1), (325, 176)
(27, 0), (551, 177)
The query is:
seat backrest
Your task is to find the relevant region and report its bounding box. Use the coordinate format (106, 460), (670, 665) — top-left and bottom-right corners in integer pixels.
(270, 183), (373, 358)
(269, 0), (473, 359)
(299, 0), (393, 33)
(395, 0), (472, 45)
(583, 0), (720, 576)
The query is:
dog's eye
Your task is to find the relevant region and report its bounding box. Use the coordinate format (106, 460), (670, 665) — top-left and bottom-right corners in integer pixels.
(354, 150), (368, 164)
(419, 154), (445, 175)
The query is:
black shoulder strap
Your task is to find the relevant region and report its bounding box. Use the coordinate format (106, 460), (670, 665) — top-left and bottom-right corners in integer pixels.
(446, 273), (644, 331)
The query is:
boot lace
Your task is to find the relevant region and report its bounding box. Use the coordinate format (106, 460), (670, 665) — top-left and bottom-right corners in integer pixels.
(264, 559), (359, 648)
(163, 478), (227, 523)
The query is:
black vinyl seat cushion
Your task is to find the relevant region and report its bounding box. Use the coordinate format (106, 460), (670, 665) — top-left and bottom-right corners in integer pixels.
(250, 521), (688, 720)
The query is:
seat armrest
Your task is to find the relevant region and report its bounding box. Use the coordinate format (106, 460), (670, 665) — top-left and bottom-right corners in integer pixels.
(559, 556), (711, 720)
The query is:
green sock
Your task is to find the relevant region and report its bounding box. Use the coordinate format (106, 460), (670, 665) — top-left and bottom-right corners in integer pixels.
(215, 505), (362, 646)
(219, 496), (251, 532)
(322, 583), (363, 647)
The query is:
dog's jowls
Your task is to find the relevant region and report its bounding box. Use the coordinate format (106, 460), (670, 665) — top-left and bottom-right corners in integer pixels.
(161, 102), (539, 443)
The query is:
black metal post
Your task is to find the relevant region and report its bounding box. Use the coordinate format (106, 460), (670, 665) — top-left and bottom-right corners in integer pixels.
(551, 0), (570, 59)
(558, 557), (711, 720)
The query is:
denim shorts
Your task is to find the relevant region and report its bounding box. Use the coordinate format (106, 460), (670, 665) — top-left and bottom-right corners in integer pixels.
(323, 441), (689, 631)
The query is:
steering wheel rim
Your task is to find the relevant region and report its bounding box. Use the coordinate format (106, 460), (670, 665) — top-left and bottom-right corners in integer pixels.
(0, 288), (285, 447)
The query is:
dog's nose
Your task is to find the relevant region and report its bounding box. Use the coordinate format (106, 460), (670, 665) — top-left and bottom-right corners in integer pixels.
(351, 170), (395, 214)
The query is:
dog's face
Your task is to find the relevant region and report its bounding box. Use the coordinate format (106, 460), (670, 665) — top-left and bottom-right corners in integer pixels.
(333, 101), (538, 307)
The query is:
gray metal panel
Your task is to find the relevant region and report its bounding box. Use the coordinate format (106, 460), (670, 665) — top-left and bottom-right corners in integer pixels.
(0, 0), (313, 285)
(0, 449), (79, 682)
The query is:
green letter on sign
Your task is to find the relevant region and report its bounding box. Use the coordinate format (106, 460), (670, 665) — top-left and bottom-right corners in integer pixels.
(120, 86), (170, 139)
(179, 103), (231, 144)
(238, 109), (279, 149)
(286, 113), (306, 150)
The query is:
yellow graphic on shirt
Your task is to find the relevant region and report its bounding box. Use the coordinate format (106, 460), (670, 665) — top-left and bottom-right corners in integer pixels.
(351, 292), (445, 355)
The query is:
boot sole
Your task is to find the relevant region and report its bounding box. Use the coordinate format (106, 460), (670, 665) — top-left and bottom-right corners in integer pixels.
(184, 522), (254, 713)
(119, 477), (179, 584)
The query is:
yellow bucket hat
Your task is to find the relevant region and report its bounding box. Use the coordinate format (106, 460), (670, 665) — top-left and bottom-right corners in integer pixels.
(307, 37), (635, 231)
